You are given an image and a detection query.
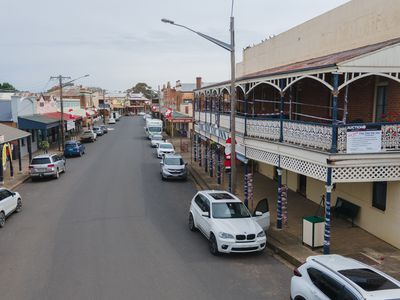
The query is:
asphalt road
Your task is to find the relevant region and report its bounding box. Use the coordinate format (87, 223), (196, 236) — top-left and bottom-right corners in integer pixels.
(0, 117), (292, 300)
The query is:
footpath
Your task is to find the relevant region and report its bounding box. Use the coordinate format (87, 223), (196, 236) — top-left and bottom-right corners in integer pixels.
(169, 136), (400, 280)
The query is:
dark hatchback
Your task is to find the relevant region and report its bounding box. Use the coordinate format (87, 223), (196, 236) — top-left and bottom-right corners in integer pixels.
(64, 141), (85, 157)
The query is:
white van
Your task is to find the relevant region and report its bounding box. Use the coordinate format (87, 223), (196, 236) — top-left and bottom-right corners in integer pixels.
(145, 119), (163, 139)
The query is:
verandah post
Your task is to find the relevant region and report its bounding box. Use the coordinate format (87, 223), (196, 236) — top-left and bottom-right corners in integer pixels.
(331, 73), (339, 153)
(324, 167), (333, 254)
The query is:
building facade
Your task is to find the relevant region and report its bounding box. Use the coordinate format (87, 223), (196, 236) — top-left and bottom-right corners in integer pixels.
(193, 0), (400, 251)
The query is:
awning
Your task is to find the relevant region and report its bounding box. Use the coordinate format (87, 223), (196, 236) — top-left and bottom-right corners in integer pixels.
(18, 114), (60, 130)
(168, 111), (192, 123)
(0, 123), (31, 143)
(62, 108), (95, 118)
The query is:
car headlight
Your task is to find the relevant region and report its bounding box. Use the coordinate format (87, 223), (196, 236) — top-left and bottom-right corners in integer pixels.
(218, 232), (234, 239)
(257, 231), (266, 238)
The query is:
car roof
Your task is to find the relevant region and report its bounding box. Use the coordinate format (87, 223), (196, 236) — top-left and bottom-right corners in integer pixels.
(164, 154), (182, 159)
(198, 190), (241, 203)
(32, 154), (56, 158)
(307, 254), (366, 272)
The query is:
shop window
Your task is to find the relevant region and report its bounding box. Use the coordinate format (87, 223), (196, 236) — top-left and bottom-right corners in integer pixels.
(372, 182), (387, 211)
(185, 106), (189, 114)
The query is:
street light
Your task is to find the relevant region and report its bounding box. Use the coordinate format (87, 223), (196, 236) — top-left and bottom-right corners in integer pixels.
(161, 1), (237, 194)
(50, 74), (90, 152)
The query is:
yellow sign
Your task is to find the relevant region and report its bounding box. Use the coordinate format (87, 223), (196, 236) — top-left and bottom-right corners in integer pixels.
(2, 143), (12, 170)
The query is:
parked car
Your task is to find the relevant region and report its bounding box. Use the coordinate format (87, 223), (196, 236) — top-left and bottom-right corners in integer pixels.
(188, 190), (269, 255)
(29, 154), (66, 180)
(80, 130), (97, 142)
(0, 188), (22, 228)
(160, 154), (187, 181)
(290, 254), (400, 300)
(150, 134), (164, 148)
(138, 112), (145, 116)
(100, 125), (108, 133)
(93, 126), (104, 136)
(156, 142), (175, 158)
(108, 118), (116, 124)
(64, 140), (85, 157)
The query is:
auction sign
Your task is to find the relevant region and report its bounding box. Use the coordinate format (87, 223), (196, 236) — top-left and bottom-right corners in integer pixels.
(346, 125), (382, 154)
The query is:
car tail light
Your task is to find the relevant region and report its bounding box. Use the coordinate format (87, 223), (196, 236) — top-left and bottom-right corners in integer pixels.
(48, 164), (55, 168)
(293, 268), (302, 277)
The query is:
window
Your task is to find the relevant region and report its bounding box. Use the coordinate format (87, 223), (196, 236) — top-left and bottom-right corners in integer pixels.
(339, 268), (398, 291)
(31, 158), (51, 165)
(0, 190), (12, 201)
(212, 202), (251, 219)
(31, 130), (35, 142)
(185, 107), (189, 114)
(209, 193), (234, 200)
(307, 268), (342, 300)
(372, 182), (387, 211)
(375, 85), (387, 122)
(194, 195), (204, 211)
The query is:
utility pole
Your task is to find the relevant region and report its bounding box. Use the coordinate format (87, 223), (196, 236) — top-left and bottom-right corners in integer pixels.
(50, 75), (71, 152)
(229, 12), (237, 195)
(103, 89), (107, 124)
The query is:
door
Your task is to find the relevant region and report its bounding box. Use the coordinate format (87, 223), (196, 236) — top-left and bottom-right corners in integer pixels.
(307, 268), (343, 300)
(193, 194), (205, 231)
(298, 175), (307, 196)
(0, 190), (15, 215)
(253, 198), (270, 231)
(201, 196), (211, 238)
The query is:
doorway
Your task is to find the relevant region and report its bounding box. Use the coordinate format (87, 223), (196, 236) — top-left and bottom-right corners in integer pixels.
(298, 174), (307, 196)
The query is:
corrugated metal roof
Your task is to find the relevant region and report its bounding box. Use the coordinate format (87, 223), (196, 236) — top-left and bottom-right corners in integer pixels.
(18, 114), (60, 125)
(0, 123), (30, 143)
(198, 37), (400, 90)
(179, 83), (196, 92)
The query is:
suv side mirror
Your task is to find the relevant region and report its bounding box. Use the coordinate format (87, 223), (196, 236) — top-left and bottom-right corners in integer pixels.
(160, 161), (163, 165)
(255, 211), (263, 216)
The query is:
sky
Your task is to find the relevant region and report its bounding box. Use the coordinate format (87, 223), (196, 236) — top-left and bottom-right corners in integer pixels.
(1, 0), (350, 93)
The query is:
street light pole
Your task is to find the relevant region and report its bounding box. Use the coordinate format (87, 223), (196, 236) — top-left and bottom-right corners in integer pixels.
(50, 74), (90, 152)
(162, 1), (237, 194)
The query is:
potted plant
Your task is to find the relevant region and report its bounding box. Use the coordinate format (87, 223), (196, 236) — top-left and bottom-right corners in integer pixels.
(39, 140), (50, 154)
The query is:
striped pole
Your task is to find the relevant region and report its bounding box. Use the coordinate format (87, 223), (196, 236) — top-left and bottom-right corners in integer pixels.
(324, 168), (333, 254)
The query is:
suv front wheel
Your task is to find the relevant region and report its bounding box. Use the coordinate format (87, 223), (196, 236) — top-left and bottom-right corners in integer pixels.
(209, 233), (219, 256)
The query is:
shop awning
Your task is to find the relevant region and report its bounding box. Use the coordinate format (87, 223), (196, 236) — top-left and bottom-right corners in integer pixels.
(18, 114), (60, 130)
(0, 123), (31, 143)
(167, 111), (192, 123)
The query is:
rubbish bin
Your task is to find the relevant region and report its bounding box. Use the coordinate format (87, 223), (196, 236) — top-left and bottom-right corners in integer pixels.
(302, 216), (324, 249)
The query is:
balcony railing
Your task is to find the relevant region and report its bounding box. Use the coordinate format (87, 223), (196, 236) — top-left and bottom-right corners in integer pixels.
(194, 110), (400, 154)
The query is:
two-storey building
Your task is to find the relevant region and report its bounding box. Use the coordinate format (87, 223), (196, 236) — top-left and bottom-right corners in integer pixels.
(193, 0), (400, 252)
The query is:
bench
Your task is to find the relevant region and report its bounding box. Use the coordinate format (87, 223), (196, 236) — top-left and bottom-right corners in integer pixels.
(334, 197), (360, 226)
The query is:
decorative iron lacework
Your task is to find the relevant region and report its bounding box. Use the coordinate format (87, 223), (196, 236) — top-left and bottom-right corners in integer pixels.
(220, 114), (230, 129)
(283, 121), (332, 151)
(332, 165), (400, 182)
(199, 112), (205, 123)
(211, 113), (216, 125)
(247, 119), (280, 140)
(281, 156), (327, 181)
(382, 124), (400, 150)
(236, 117), (245, 134)
(246, 147), (279, 166)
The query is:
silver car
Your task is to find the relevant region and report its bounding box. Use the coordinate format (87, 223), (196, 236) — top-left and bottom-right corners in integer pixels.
(160, 154), (187, 181)
(150, 134), (164, 148)
(29, 154), (66, 180)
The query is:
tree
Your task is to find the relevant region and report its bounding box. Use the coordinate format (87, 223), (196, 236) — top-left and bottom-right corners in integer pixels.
(0, 82), (17, 91)
(127, 82), (157, 100)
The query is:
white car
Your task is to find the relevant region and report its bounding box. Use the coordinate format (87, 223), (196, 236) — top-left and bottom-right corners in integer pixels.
(290, 254), (400, 300)
(156, 142), (175, 158)
(108, 117), (116, 124)
(138, 112), (145, 116)
(150, 134), (164, 148)
(0, 188), (22, 228)
(188, 190), (269, 255)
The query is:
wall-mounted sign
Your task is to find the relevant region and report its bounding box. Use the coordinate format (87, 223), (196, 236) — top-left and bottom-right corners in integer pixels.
(346, 125), (382, 153)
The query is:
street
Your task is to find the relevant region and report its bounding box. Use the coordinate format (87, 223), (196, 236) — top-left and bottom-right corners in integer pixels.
(0, 117), (291, 300)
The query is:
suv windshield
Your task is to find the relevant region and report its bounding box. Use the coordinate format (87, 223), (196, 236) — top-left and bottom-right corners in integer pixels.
(212, 202), (251, 219)
(31, 158), (51, 165)
(164, 157), (183, 165)
(149, 127), (161, 133)
(160, 144), (173, 149)
(65, 143), (77, 148)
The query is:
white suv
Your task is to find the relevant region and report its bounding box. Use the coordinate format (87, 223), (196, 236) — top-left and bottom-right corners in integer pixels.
(290, 254), (400, 300)
(188, 190), (269, 255)
(156, 142), (175, 158)
(0, 188), (22, 228)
